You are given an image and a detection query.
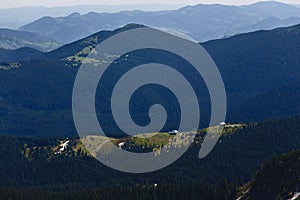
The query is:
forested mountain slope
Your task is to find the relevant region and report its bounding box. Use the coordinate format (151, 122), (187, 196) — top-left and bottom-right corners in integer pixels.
(0, 116), (299, 199)
(1, 24), (300, 136)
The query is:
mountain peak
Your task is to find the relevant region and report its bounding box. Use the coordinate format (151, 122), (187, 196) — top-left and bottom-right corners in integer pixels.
(248, 1), (293, 6)
(67, 12), (81, 18)
(119, 23), (145, 30)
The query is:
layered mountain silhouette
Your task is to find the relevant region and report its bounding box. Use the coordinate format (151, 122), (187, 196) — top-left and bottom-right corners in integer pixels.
(19, 1), (300, 44)
(0, 4), (183, 28)
(0, 23), (300, 136)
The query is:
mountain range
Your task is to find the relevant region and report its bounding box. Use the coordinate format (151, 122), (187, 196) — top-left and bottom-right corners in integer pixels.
(19, 1), (300, 44)
(0, 4), (183, 29)
(0, 23), (300, 136)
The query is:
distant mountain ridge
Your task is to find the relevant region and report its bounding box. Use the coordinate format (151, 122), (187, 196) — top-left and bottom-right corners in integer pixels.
(0, 28), (61, 51)
(19, 1), (300, 44)
(241, 1), (300, 19)
(0, 4), (183, 29)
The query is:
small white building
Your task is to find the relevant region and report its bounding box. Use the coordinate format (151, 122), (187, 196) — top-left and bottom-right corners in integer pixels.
(118, 142), (126, 149)
(219, 122), (226, 127)
(168, 130), (179, 135)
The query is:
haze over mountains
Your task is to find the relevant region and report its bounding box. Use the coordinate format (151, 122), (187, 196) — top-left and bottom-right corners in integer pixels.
(0, 4), (183, 29)
(18, 1), (300, 44)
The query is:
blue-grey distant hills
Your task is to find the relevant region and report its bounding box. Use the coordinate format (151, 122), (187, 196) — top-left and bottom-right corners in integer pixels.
(0, 4), (183, 29)
(241, 1), (300, 19)
(19, 1), (300, 44)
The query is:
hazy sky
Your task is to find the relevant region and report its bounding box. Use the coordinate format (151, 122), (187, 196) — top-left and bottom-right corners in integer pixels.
(0, 0), (299, 8)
